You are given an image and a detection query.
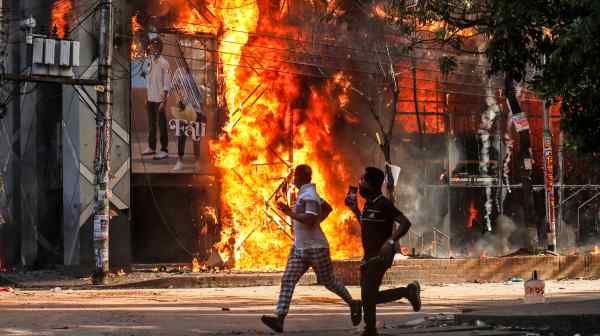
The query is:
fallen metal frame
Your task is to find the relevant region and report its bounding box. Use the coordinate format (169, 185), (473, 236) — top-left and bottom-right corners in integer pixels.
(230, 168), (294, 253)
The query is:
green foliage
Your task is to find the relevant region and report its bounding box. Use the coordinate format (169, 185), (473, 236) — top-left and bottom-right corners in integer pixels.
(429, 0), (600, 154)
(535, 0), (600, 153)
(429, 0), (556, 81)
(383, 0), (600, 153)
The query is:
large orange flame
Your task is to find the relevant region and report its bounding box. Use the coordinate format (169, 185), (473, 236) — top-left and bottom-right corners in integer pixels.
(132, 0), (456, 270)
(51, 0), (72, 38)
(133, 0), (455, 269)
(207, 1), (362, 269)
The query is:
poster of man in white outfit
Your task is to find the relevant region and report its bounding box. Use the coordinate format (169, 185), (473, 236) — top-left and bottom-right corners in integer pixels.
(131, 33), (216, 174)
(142, 38), (172, 161)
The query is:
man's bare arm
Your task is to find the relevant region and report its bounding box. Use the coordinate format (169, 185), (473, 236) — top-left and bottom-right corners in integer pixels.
(391, 212), (412, 241)
(277, 200), (319, 227)
(288, 211), (318, 226)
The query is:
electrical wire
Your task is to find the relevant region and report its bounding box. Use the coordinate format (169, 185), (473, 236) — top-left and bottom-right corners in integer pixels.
(126, 36), (500, 95)
(3, 0), (507, 92)
(128, 35), (490, 83)
(127, 50), (541, 102)
(143, 39), (499, 91)
(124, 22), (489, 70)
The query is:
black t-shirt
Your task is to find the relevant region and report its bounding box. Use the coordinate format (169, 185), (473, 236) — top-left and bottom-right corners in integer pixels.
(360, 194), (402, 259)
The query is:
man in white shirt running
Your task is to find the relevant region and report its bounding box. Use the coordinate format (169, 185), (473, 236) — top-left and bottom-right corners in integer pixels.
(142, 38), (171, 160)
(261, 164), (362, 333)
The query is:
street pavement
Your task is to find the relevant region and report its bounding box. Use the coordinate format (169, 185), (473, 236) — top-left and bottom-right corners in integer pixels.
(0, 280), (598, 335)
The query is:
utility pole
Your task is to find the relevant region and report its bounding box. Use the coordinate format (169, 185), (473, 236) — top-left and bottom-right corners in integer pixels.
(92, 0), (114, 284)
(543, 98), (556, 252)
(557, 131), (564, 244)
(541, 44), (557, 252)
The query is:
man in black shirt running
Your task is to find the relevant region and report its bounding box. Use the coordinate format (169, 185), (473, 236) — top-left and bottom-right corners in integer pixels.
(345, 167), (421, 336)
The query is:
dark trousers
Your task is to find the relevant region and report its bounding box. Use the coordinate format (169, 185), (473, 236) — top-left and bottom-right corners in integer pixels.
(177, 134), (201, 158)
(177, 115), (205, 157)
(361, 259), (409, 331)
(147, 102), (168, 152)
(177, 132), (187, 157)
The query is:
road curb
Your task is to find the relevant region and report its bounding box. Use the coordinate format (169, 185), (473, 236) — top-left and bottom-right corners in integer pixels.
(457, 313), (600, 334)
(108, 273), (317, 289)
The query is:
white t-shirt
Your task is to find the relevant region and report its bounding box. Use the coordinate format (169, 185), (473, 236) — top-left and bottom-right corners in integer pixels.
(292, 183), (329, 250)
(146, 56), (171, 103)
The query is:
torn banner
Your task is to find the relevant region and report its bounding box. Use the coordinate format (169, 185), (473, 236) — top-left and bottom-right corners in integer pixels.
(385, 163), (402, 187)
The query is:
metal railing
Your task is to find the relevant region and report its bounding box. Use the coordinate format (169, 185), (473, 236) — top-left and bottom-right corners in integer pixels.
(432, 228), (451, 258)
(399, 230), (425, 255)
(577, 191), (600, 241)
(398, 227), (452, 258)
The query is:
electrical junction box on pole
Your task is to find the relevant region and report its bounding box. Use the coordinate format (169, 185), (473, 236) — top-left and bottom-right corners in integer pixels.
(31, 37), (80, 77)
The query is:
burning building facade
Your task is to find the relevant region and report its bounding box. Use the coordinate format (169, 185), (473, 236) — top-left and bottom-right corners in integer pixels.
(126, 0), (598, 267)
(1, 0), (600, 270)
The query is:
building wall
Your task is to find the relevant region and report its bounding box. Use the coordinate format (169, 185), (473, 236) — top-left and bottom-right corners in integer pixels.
(0, 0), (132, 268)
(0, 0), (64, 267)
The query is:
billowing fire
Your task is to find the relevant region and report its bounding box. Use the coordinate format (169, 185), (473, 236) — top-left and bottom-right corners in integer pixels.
(132, 1), (363, 269)
(130, 0), (461, 269)
(51, 0), (72, 38)
(202, 1), (364, 269)
(211, 8), (364, 269)
(173, 8), (218, 35)
(592, 246), (600, 256)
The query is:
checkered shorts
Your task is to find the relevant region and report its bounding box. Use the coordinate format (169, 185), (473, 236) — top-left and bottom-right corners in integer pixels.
(275, 247), (353, 316)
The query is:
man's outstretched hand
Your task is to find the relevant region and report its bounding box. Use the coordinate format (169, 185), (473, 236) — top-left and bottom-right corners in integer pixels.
(344, 195), (358, 212)
(276, 201), (292, 216)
